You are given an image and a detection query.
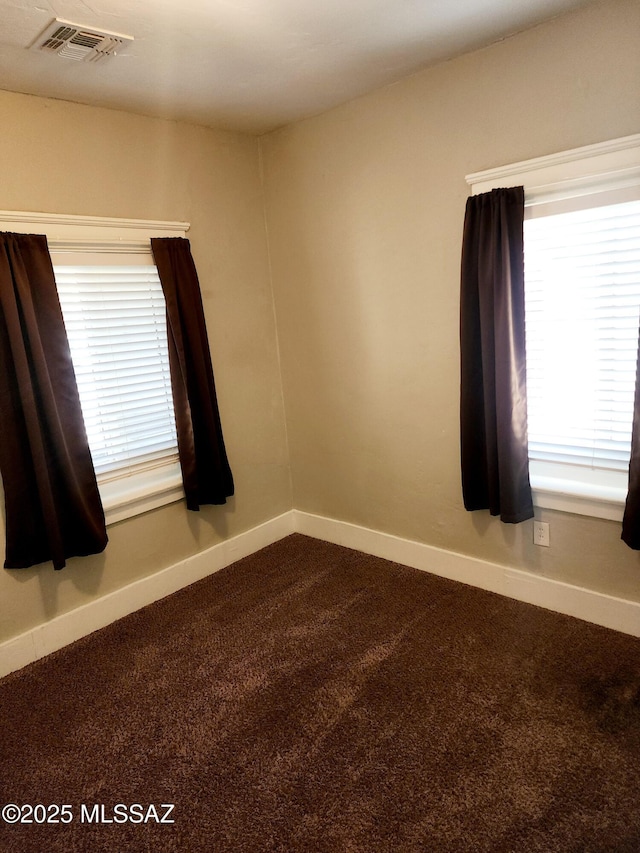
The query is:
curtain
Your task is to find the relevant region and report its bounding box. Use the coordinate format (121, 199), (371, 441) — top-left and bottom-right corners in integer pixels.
(151, 237), (234, 511)
(622, 322), (640, 548)
(0, 233), (108, 570)
(459, 186), (534, 524)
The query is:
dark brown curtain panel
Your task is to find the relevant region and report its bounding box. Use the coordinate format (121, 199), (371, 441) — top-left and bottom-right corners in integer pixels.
(0, 233), (107, 570)
(622, 322), (640, 548)
(151, 237), (234, 511)
(460, 186), (534, 524)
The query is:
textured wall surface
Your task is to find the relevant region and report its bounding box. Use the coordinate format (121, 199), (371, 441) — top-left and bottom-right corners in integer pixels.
(0, 91), (291, 642)
(261, 0), (640, 601)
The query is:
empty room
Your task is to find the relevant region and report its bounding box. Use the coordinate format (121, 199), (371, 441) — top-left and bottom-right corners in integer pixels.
(1, 0), (639, 849)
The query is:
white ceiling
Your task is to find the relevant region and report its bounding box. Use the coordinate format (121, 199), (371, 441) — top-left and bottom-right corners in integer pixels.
(0, 0), (592, 135)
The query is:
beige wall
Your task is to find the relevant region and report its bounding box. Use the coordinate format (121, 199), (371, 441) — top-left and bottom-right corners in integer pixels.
(261, 0), (640, 601)
(0, 91), (291, 643)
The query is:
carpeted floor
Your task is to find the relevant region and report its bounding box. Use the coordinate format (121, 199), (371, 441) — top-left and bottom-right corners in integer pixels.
(1, 533), (640, 852)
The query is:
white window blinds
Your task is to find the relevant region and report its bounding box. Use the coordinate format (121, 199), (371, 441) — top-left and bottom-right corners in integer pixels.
(524, 198), (640, 472)
(55, 264), (178, 476)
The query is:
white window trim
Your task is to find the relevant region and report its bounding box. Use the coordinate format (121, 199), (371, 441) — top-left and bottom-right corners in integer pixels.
(0, 210), (190, 525)
(465, 134), (640, 521)
(466, 134), (640, 203)
(0, 210), (188, 241)
(529, 461), (626, 522)
(100, 460), (184, 526)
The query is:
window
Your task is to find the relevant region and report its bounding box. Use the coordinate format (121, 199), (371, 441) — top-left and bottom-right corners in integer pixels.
(0, 211), (190, 523)
(524, 198), (640, 483)
(466, 134), (640, 520)
(56, 263), (177, 475)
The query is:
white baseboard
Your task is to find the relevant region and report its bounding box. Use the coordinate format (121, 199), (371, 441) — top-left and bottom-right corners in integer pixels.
(292, 510), (640, 639)
(0, 511), (295, 680)
(3, 508), (640, 680)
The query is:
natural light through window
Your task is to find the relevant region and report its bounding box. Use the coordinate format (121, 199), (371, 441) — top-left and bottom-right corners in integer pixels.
(524, 199), (640, 474)
(0, 209), (189, 523)
(466, 133), (640, 519)
(55, 264), (178, 477)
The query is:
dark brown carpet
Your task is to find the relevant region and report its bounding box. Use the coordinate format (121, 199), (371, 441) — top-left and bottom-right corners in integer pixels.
(1, 533), (640, 852)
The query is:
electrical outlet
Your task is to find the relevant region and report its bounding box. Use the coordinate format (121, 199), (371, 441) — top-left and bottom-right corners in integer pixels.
(533, 521), (550, 547)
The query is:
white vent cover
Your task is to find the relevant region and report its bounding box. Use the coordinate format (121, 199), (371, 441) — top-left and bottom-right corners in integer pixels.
(31, 19), (133, 63)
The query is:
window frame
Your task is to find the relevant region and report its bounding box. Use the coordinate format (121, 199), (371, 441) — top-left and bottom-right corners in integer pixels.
(0, 210), (190, 525)
(465, 134), (640, 521)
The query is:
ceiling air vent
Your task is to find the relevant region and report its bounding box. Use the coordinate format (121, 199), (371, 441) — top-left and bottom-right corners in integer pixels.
(31, 19), (133, 63)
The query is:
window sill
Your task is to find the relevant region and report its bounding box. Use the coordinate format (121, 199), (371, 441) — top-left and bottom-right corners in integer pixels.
(99, 461), (184, 526)
(530, 461), (626, 522)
